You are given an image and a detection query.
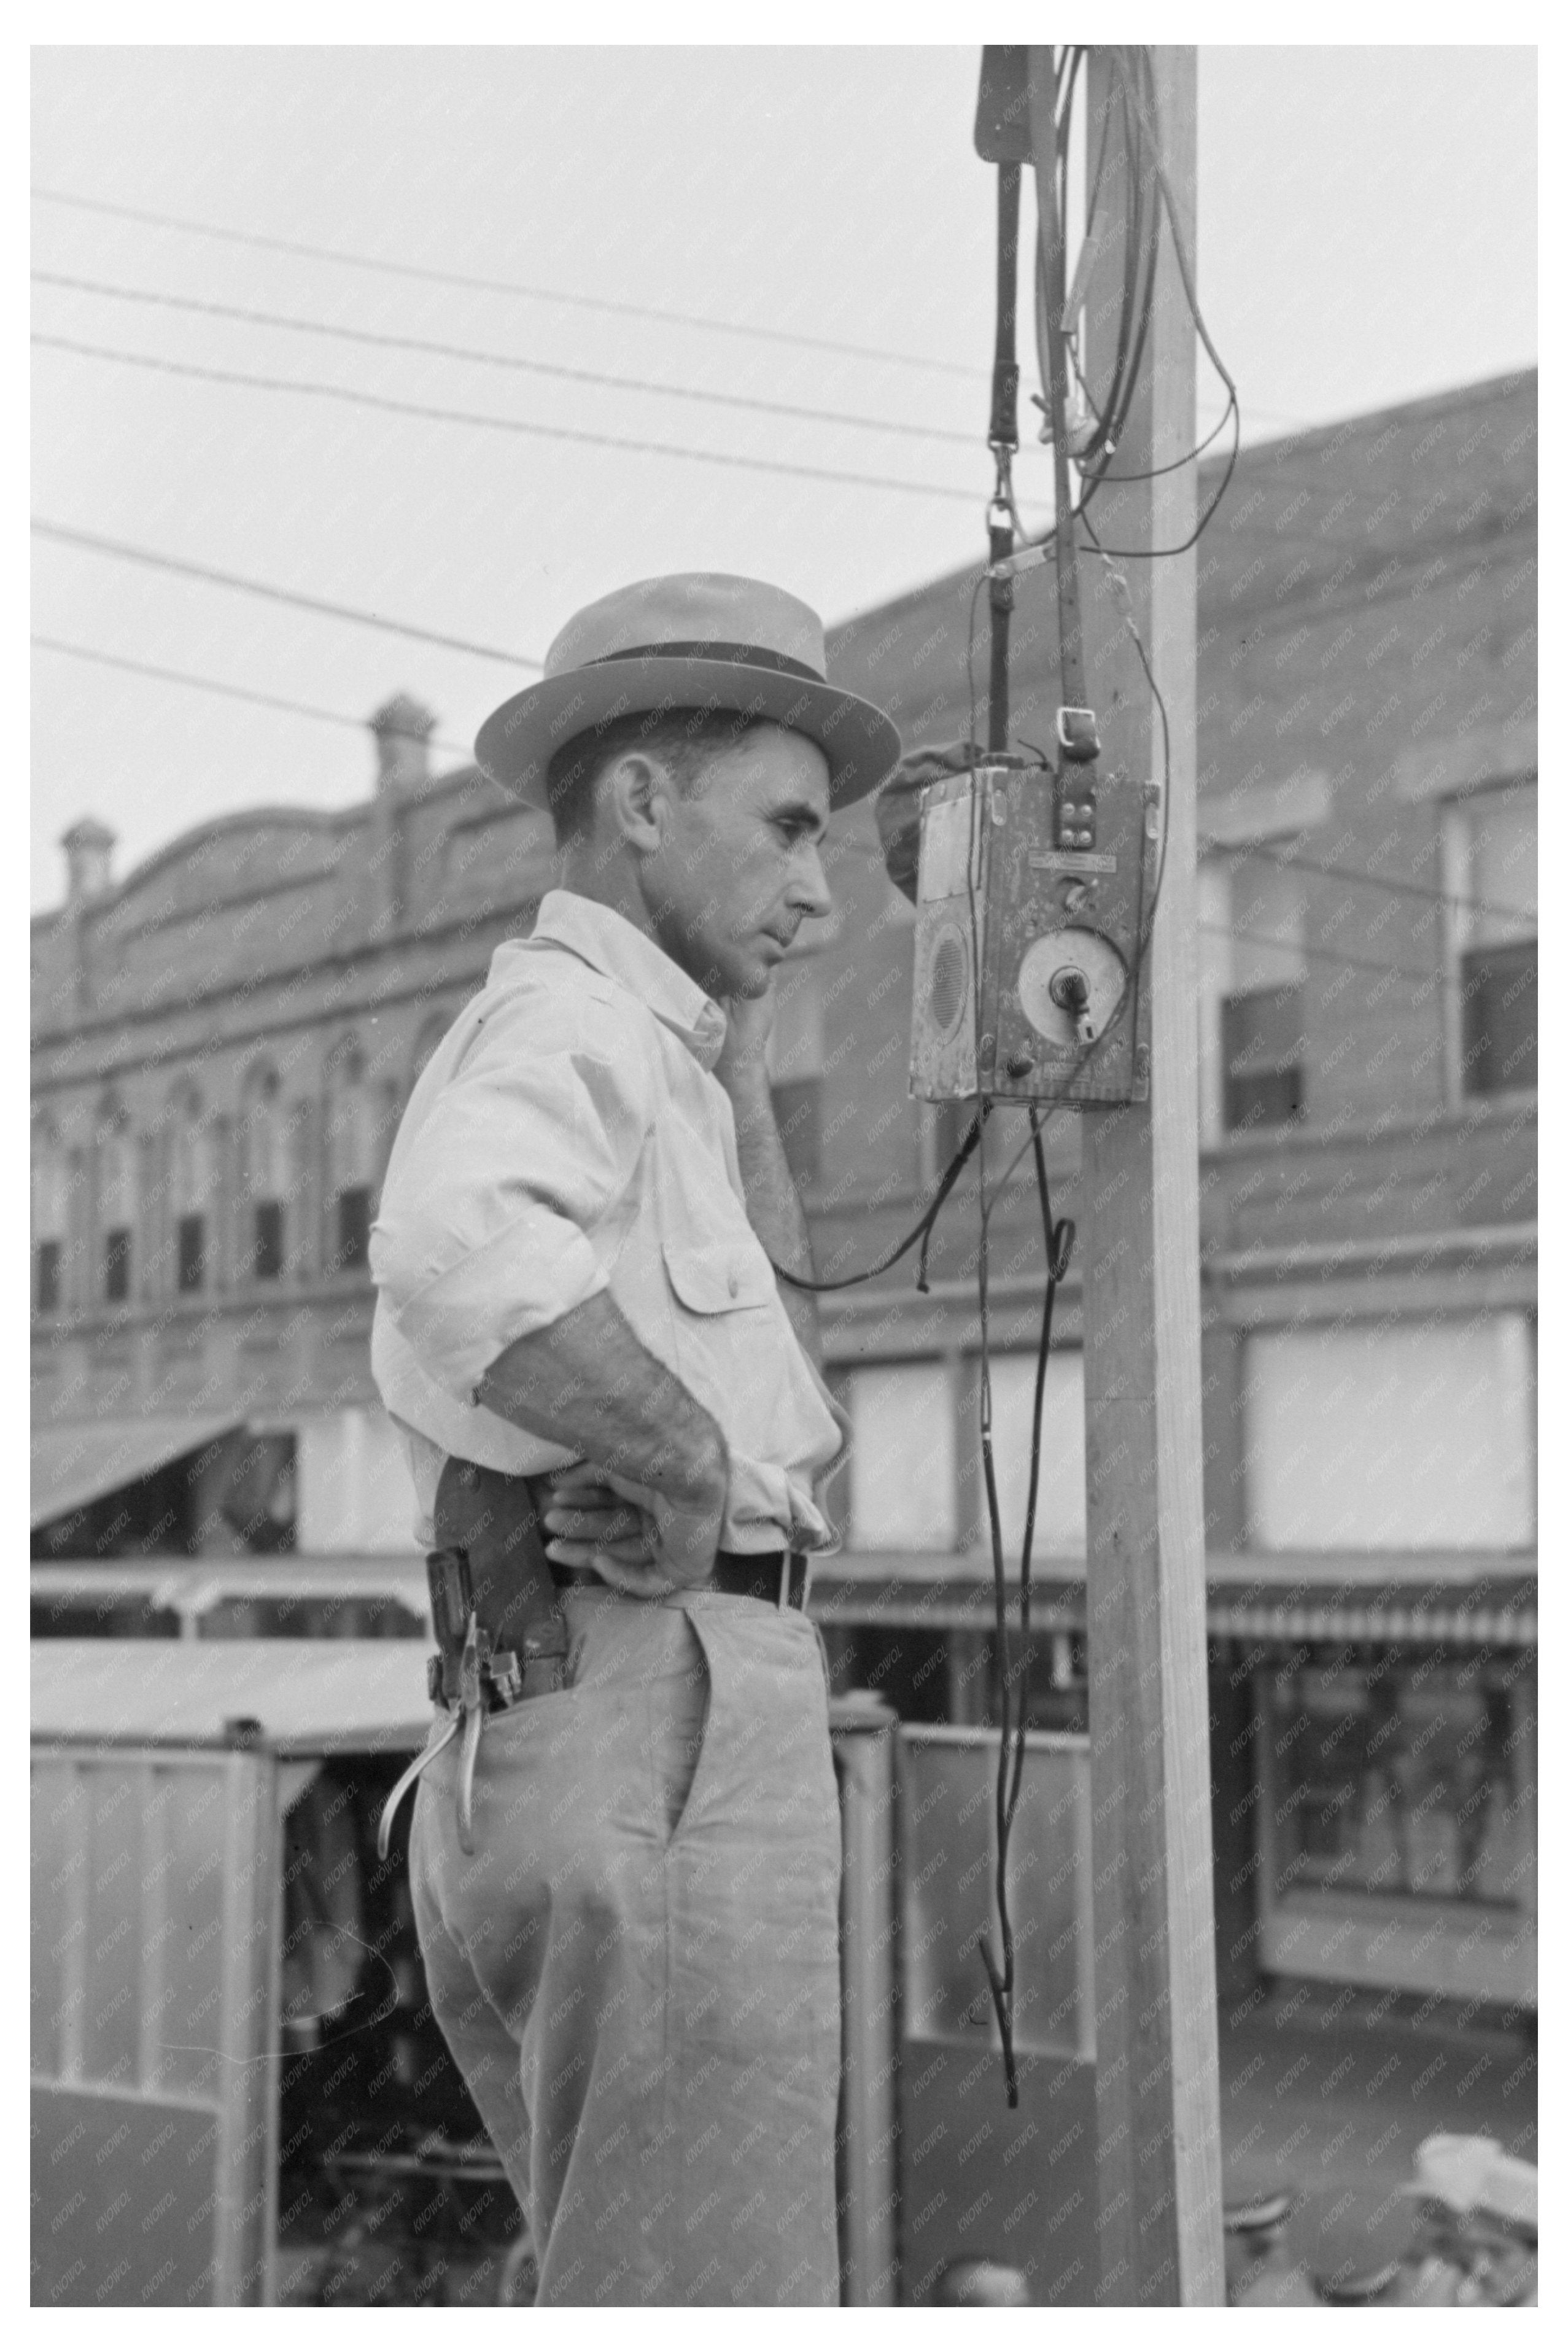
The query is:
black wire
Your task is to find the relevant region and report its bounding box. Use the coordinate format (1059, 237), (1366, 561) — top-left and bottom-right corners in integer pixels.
(33, 335), (980, 506)
(33, 268), (978, 449)
(770, 1108), (987, 1294)
(31, 635), (475, 758)
(33, 517), (540, 667)
(32, 183), (985, 380)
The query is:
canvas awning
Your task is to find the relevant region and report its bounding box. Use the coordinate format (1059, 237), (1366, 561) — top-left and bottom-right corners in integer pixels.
(30, 1415), (243, 1530)
(30, 1638), (433, 1753)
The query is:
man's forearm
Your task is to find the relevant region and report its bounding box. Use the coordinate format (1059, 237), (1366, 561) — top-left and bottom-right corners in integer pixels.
(722, 1071), (824, 1366)
(476, 1289), (726, 1501)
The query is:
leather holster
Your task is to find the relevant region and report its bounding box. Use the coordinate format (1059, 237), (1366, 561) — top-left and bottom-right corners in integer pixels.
(427, 1456), (571, 1708)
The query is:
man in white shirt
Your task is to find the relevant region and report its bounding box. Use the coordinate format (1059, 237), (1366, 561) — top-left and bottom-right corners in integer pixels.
(369, 573), (900, 2305)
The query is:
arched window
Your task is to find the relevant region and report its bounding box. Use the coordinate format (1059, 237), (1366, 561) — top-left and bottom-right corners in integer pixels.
(169, 1085), (214, 1294)
(98, 1106), (136, 1305)
(325, 1041), (377, 1275)
(241, 1068), (288, 1283)
(31, 1119), (67, 1313)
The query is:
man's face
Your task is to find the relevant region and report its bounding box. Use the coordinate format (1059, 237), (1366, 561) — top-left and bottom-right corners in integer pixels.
(640, 723), (834, 999)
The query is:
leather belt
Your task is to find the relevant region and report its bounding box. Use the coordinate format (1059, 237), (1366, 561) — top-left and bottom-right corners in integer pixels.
(555, 1548), (809, 1610)
(377, 1459), (809, 1862)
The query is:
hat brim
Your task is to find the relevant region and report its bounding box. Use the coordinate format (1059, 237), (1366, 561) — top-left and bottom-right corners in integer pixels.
(475, 655), (902, 813)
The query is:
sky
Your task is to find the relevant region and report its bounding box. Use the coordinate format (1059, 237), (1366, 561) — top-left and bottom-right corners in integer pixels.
(30, 44), (1537, 910)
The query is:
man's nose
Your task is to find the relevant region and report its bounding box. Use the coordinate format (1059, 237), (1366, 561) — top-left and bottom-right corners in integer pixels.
(788, 842), (833, 921)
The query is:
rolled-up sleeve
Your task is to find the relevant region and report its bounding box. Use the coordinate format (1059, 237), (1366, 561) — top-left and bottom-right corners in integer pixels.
(370, 995), (653, 1402)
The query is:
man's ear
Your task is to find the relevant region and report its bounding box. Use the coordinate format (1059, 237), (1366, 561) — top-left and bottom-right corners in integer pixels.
(604, 753), (673, 853)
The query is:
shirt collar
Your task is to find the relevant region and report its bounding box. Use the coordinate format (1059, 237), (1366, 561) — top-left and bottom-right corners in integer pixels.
(522, 888), (729, 1071)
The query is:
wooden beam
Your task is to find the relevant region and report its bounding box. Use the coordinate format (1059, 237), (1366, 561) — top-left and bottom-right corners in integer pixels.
(1067, 45), (1226, 2305)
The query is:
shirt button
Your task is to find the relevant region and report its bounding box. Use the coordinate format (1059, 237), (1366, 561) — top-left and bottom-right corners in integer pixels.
(727, 1270), (740, 1298)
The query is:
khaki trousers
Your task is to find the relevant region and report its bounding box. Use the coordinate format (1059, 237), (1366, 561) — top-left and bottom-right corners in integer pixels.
(409, 1584), (843, 2306)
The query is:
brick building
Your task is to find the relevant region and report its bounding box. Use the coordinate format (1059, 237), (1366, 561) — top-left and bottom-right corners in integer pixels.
(32, 368), (1535, 2011)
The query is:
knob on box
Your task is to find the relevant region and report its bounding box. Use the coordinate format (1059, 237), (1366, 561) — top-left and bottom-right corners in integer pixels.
(908, 763), (1157, 1108)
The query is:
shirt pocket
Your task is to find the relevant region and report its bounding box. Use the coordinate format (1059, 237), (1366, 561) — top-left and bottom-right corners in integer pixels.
(659, 1235), (780, 1412)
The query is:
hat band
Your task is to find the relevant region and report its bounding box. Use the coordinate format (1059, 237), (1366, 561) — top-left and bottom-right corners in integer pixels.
(586, 640), (826, 686)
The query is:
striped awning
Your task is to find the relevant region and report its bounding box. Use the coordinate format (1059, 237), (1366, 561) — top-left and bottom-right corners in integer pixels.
(1205, 1582), (1536, 1648)
(31, 1416), (241, 1530)
(810, 1558), (1537, 1648)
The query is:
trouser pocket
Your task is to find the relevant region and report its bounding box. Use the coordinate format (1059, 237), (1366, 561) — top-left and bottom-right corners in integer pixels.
(646, 1615), (710, 1842)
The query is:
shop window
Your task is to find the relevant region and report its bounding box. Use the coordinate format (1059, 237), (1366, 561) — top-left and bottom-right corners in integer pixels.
(1260, 1665), (1532, 1919)
(847, 1362), (956, 1551)
(177, 1213), (206, 1294)
(254, 1200), (285, 1282)
(1445, 782), (1537, 1100)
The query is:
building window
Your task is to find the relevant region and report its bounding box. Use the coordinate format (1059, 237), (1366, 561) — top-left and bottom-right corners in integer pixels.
(243, 1068), (289, 1284)
(254, 1200), (285, 1282)
(36, 1240), (61, 1313)
(847, 1362), (957, 1551)
(103, 1226), (131, 1303)
(1221, 981), (1306, 1131)
(978, 1349), (1087, 1557)
(1203, 850), (1308, 1136)
(97, 1116), (136, 1306)
(177, 1213), (206, 1294)
(32, 1123), (67, 1314)
(1445, 781), (1537, 1100)
(335, 1184), (372, 1272)
(326, 1043), (379, 1276)
(1242, 1313), (1535, 1551)
(168, 1091), (214, 1297)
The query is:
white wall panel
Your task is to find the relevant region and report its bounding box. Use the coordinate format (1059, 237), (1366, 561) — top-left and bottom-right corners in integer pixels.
(297, 1405), (421, 1553)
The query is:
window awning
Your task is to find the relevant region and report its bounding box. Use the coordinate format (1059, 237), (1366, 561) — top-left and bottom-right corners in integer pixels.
(811, 1554), (1537, 1647)
(31, 1415), (243, 1530)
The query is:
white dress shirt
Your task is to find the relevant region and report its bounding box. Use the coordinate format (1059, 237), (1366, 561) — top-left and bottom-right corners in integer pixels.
(370, 888), (847, 1554)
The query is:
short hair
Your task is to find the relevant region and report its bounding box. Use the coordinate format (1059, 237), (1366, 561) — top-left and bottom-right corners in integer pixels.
(545, 706), (769, 846)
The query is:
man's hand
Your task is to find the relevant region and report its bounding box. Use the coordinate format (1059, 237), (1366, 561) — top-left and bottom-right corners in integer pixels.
(540, 1460), (723, 1599)
(478, 1289), (731, 1595)
(713, 987), (775, 1101)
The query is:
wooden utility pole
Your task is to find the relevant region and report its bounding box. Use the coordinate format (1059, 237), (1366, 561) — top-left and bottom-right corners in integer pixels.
(1047, 47), (1225, 2304)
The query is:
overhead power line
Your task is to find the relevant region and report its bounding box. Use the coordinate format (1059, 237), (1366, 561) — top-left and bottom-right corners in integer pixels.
(34, 268), (976, 448)
(32, 183), (984, 381)
(33, 333), (981, 505)
(33, 634), (476, 759)
(1220, 837), (1531, 929)
(33, 518), (541, 669)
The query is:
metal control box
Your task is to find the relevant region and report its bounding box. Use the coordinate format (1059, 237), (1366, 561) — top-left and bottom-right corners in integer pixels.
(909, 763), (1157, 1108)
